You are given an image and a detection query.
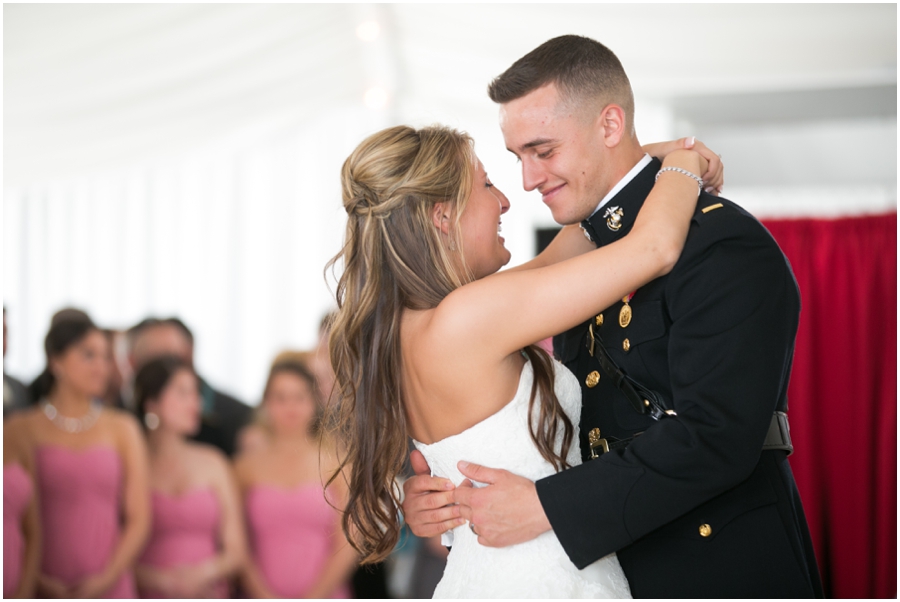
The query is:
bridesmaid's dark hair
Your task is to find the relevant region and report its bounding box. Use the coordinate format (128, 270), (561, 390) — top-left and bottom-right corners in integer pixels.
(32, 314), (101, 400)
(133, 356), (195, 427)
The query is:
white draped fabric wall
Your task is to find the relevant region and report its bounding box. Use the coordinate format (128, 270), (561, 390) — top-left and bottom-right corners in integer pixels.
(4, 4), (896, 404)
(4, 110), (378, 402)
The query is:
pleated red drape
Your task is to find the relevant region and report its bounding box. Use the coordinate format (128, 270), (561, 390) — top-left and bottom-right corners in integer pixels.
(762, 213), (897, 599)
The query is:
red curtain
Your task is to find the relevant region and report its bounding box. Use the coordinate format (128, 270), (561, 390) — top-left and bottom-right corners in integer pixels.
(762, 213), (897, 599)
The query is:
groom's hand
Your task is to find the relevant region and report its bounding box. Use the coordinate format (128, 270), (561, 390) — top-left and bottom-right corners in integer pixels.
(401, 450), (466, 538)
(454, 461), (552, 547)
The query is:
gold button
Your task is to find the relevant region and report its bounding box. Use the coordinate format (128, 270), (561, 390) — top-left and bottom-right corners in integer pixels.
(595, 314), (604, 326)
(699, 524), (712, 537)
(585, 371), (600, 388)
(622, 338), (631, 352)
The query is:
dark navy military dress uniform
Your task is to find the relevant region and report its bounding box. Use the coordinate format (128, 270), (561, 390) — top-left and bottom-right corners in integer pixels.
(536, 158), (824, 598)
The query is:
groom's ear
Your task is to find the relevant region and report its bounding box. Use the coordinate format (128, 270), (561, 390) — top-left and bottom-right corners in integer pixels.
(597, 104), (627, 149)
(432, 202), (452, 235)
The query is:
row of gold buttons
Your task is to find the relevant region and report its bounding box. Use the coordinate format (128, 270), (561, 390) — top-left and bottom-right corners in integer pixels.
(592, 303), (632, 355)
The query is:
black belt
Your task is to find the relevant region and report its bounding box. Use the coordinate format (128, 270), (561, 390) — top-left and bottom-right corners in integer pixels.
(585, 322), (794, 458)
(589, 412), (793, 459)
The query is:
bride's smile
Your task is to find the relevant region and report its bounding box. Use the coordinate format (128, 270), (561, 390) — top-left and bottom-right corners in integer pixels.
(454, 160), (512, 280)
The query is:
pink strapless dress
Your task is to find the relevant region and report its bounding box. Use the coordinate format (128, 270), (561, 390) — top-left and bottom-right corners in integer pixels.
(4, 463), (33, 597)
(245, 484), (351, 598)
(138, 488), (228, 598)
(36, 445), (136, 598)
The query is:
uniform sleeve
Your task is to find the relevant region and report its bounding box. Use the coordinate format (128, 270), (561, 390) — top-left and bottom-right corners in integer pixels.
(536, 209), (801, 569)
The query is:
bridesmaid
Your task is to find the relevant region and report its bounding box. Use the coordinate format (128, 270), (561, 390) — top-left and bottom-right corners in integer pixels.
(3, 417), (40, 598)
(235, 360), (358, 598)
(133, 356), (247, 598)
(16, 314), (150, 597)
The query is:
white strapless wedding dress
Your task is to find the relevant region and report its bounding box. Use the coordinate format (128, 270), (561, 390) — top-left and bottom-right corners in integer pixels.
(413, 358), (632, 598)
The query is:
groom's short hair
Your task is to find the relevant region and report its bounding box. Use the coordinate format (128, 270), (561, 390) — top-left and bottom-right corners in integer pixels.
(488, 35), (634, 129)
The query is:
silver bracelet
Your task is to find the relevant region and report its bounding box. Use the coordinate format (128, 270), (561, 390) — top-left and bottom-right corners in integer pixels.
(655, 167), (703, 195)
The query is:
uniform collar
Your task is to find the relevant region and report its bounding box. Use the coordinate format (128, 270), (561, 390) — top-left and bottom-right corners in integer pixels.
(581, 157), (661, 248)
(588, 153), (653, 218)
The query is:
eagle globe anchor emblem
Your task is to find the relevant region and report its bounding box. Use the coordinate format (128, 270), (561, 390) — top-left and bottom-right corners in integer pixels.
(603, 206), (624, 231)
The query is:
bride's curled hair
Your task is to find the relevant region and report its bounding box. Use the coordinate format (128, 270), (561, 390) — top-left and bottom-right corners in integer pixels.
(326, 125), (573, 564)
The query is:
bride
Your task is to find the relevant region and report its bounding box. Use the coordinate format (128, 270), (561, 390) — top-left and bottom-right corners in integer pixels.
(326, 124), (711, 597)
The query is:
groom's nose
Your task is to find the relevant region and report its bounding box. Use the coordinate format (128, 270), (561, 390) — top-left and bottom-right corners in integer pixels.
(521, 158), (546, 193)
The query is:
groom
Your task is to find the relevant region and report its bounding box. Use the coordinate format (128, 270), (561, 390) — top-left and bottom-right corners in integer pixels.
(402, 35), (823, 598)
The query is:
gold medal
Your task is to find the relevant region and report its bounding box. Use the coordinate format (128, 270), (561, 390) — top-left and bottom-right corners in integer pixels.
(618, 294), (633, 328)
(619, 304), (632, 328)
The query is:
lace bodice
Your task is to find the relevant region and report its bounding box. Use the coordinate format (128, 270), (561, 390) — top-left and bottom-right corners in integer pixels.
(413, 358), (632, 598)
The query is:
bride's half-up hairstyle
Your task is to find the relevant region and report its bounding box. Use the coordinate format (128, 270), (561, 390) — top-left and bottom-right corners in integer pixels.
(326, 125), (573, 564)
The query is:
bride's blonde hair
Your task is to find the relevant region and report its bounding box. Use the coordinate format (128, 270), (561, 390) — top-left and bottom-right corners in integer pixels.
(326, 125), (573, 564)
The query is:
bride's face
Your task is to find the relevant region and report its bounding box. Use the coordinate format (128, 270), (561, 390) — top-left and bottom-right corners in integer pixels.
(457, 160), (511, 279)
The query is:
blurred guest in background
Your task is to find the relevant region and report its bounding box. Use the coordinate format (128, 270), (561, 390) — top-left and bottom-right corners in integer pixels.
(128, 317), (252, 456)
(26, 308), (94, 406)
(3, 308), (30, 416)
(16, 313), (150, 597)
(100, 329), (128, 409)
(235, 360), (358, 598)
(310, 312), (337, 407)
(3, 417), (40, 598)
(133, 356), (246, 598)
(407, 532), (448, 598)
(236, 350), (314, 456)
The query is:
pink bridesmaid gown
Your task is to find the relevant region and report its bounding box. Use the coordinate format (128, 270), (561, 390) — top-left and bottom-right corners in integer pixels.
(139, 488), (228, 598)
(245, 484), (351, 598)
(36, 445), (136, 598)
(4, 463), (33, 597)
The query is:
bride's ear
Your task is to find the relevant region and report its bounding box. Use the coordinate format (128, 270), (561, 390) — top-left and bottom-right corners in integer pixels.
(432, 202), (452, 235)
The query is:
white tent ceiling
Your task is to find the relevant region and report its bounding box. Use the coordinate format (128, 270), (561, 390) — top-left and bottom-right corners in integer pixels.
(5, 3), (897, 187)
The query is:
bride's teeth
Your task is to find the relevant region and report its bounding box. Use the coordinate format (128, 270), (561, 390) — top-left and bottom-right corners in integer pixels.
(498, 223), (503, 233)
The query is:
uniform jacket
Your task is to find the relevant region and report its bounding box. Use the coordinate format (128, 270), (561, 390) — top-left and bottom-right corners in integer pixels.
(535, 158), (823, 598)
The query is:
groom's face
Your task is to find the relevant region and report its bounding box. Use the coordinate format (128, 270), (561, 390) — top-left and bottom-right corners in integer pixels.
(499, 82), (613, 226)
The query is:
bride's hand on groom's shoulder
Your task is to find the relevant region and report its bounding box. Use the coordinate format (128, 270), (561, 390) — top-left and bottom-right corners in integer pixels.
(401, 450), (466, 538)
(454, 461), (552, 548)
(643, 137), (724, 195)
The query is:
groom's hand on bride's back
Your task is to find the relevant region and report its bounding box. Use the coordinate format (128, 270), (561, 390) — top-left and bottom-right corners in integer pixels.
(454, 461), (552, 548)
(401, 450), (466, 538)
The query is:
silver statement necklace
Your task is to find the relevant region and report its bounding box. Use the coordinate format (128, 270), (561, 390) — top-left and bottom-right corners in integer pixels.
(41, 399), (103, 433)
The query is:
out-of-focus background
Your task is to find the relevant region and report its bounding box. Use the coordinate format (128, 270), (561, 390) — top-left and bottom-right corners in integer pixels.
(4, 4), (896, 598)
